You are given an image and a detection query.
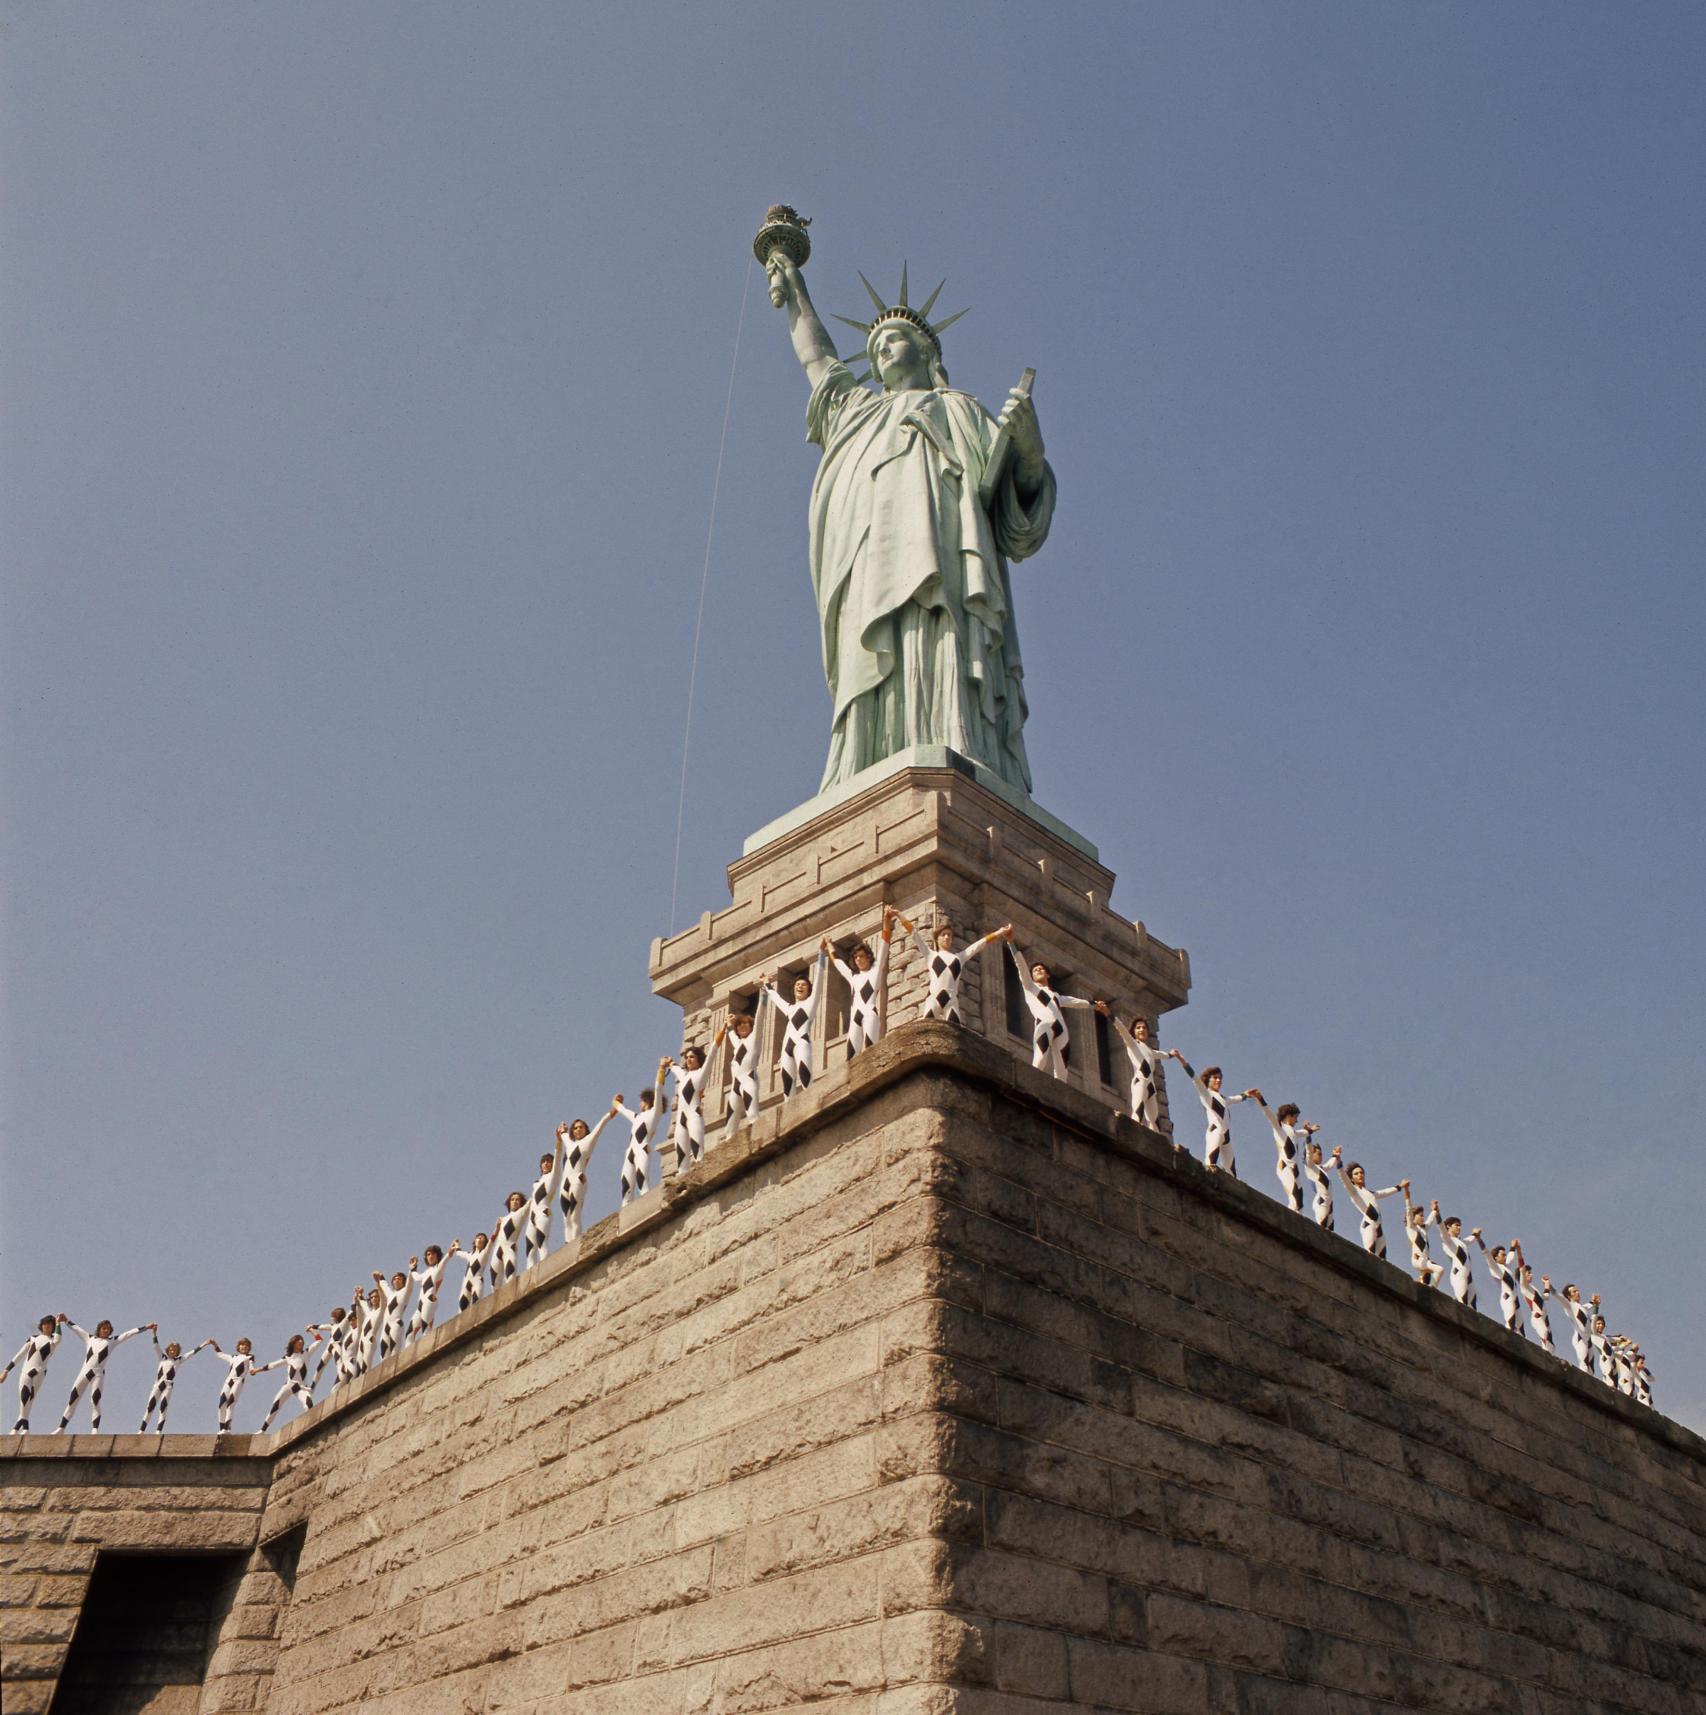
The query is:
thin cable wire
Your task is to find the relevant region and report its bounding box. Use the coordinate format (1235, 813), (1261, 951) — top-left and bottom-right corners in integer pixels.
(669, 258), (753, 934)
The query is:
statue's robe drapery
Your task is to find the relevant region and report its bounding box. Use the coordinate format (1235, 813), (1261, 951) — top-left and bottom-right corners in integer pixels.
(806, 361), (1056, 793)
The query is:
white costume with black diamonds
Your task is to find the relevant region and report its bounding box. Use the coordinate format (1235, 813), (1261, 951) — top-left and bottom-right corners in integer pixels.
(1110, 1017), (1167, 1131)
(139, 1334), (210, 1433)
(766, 953), (827, 1098)
(354, 1296), (383, 1374)
(1551, 1287), (1594, 1371)
(911, 928), (1000, 1026)
(456, 1245), (491, 1314)
(1254, 1099), (1304, 1213)
(671, 1055), (712, 1171)
(490, 1205), (528, 1284)
(526, 1145), (569, 1265)
(1337, 1169), (1401, 1260)
(309, 1316), (354, 1389)
(1403, 1214), (1443, 1288)
(617, 1079), (668, 1205)
(1474, 1239), (1522, 1334)
(829, 938), (890, 1057)
(1010, 946), (1091, 1081)
(721, 1000), (769, 1134)
(56, 1323), (145, 1433)
(1588, 1325), (1617, 1388)
(376, 1276), (411, 1362)
(407, 1254), (453, 1342)
(5, 1325), (64, 1433)
(560, 1112), (616, 1240)
(213, 1348), (259, 1432)
(1302, 1152), (1334, 1230)
(1174, 1058), (1248, 1176)
(1519, 1275), (1556, 1354)
(258, 1345), (316, 1431)
(1430, 1219), (1477, 1310)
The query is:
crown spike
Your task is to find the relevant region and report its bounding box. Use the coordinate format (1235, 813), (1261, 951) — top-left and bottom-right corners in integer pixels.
(932, 307), (970, 334)
(832, 314), (874, 335)
(919, 278), (946, 319)
(856, 271), (888, 314)
(898, 262), (909, 308)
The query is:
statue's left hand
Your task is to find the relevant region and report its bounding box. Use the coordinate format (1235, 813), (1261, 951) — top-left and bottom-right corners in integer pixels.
(997, 387), (1045, 475)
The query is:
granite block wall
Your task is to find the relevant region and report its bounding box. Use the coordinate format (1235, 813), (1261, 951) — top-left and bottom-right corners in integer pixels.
(4, 1023), (1701, 1713)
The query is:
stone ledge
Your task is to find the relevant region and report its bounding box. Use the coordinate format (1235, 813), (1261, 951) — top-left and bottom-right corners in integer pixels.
(5, 1020), (1694, 1471)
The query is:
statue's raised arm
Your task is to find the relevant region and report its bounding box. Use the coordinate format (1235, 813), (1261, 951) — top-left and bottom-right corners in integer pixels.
(753, 207), (1058, 799)
(756, 205), (839, 391)
(769, 254), (840, 392)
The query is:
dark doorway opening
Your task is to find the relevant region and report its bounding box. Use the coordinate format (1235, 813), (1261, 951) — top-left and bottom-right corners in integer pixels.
(49, 1550), (243, 1715)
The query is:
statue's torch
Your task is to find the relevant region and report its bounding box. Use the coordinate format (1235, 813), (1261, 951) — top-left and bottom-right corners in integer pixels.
(754, 205), (812, 306)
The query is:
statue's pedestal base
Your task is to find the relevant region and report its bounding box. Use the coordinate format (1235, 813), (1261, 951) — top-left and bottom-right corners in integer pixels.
(741, 744), (1100, 862)
(651, 758), (1190, 1155)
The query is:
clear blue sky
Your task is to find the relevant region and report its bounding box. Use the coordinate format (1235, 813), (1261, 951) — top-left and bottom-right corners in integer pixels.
(4, 4), (1701, 1433)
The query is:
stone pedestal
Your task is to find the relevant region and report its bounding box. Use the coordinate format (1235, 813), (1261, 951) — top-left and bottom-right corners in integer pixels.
(650, 752), (1192, 1158)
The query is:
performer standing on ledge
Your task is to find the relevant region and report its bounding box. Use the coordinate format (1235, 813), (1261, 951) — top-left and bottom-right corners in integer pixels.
(1008, 933), (1093, 1081)
(3, 1314), (66, 1433)
(456, 1234), (492, 1314)
(1514, 1249), (1556, 1354)
(1589, 1312), (1619, 1388)
(1549, 1280), (1598, 1372)
(670, 1045), (712, 1171)
(1167, 1053), (1254, 1175)
(373, 1269), (413, 1363)
(559, 1106), (619, 1240)
(1249, 1091), (1315, 1213)
(715, 1003), (767, 1136)
(56, 1318), (151, 1433)
(760, 213), (1056, 794)
(824, 906), (897, 1059)
(1098, 1004), (1169, 1132)
(407, 1244), (458, 1343)
(1474, 1236), (1523, 1335)
(525, 1129), (569, 1266)
(308, 1304), (354, 1391)
(902, 914), (1005, 1026)
(257, 1333), (316, 1432)
(1429, 1205), (1478, 1310)
(138, 1331), (212, 1433)
(764, 953), (828, 1098)
(353, 1285), (385, 1375)
(1400, 1193), (1444, 1290)
(1331, 1149), (1404, 1260)
(616, 1057), (673, 1203)
(208, 1337), (259, 1433)
(489, 1194), (530, 1285)
(1301, 1137), (1335, 1230)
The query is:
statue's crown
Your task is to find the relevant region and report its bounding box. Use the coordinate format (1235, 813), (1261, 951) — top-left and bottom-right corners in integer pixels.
(833, 264), (968, 369)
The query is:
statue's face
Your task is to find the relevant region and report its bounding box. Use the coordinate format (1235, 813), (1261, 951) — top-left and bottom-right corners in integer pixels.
(874, 322), (930, 389)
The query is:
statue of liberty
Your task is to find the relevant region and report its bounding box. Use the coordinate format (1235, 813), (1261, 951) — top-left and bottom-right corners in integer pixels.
(759, 210), (1057, 795)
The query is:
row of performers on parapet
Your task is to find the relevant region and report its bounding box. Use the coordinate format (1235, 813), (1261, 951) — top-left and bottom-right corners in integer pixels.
(2, 910), (1656, 1433)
